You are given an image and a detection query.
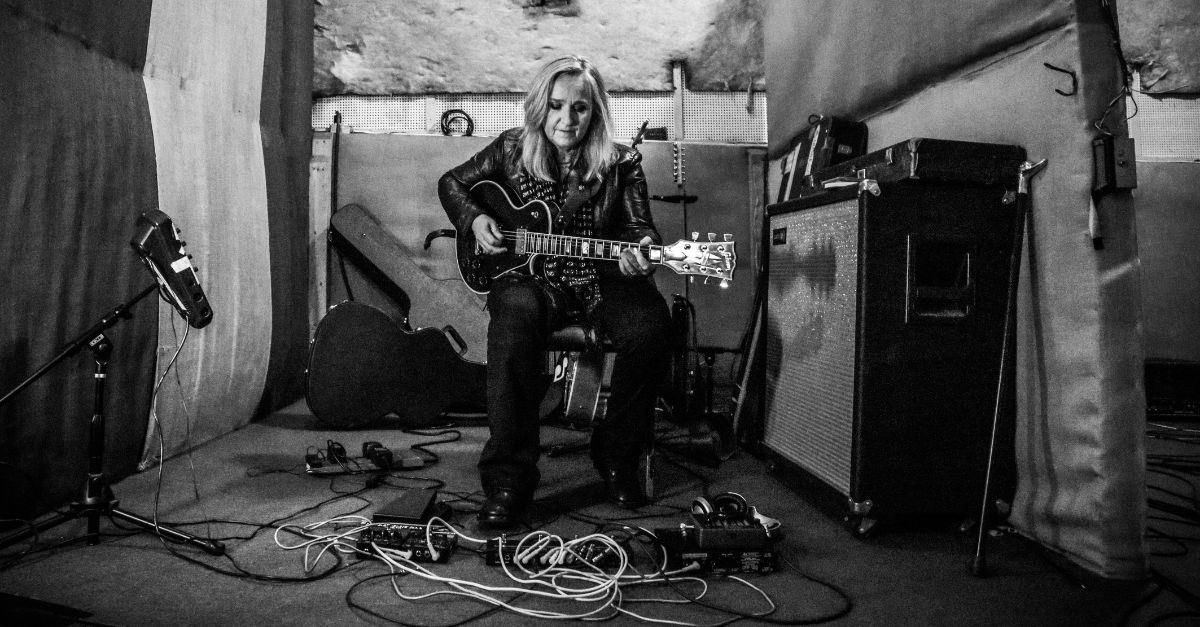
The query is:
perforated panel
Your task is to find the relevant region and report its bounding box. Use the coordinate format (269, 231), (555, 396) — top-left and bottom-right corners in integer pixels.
(763, 199), (860, 495)
(683, 91), (768, 144)
(1129, 87), (1200, 161)
(313, 90), (766, 144)
(312, 95), (431, 134)
(610, 92), (675, 142)
(433, 93), (526, 136)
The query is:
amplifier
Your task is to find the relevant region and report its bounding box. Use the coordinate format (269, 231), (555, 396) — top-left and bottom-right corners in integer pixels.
(1146, 359), (1200, 420)
(761, 139), (1024, 535)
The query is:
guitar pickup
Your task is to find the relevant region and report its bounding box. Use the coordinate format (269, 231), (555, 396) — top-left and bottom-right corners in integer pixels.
(513, 228), (528, 254)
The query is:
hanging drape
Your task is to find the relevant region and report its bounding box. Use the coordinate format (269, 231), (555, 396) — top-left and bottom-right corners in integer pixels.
(0, 0), (312, 516)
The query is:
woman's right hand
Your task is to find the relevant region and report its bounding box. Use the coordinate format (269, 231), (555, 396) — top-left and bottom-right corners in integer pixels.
(471, 214), (507, 254)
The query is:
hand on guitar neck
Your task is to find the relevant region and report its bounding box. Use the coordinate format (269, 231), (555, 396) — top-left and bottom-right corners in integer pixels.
(472, 214), (656, 277)
(459, 179), (736, 294)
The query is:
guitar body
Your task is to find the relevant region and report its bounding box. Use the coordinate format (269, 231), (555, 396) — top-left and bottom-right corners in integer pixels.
(456, 180), (554, 294)
(305, 301), (486, 428)
(455, 180), (737, 293)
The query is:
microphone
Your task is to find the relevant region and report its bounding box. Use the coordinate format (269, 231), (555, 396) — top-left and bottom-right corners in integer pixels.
(130, 209), (213, 329)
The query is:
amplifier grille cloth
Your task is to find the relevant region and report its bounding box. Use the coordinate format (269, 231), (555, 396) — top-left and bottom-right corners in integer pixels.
(764, 199), (859, 495)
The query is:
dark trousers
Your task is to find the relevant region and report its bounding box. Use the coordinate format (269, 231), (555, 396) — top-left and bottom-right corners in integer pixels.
(478, 274), (671, 497)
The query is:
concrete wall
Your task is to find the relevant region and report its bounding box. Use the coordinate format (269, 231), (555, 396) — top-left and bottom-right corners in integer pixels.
(313, 0), (763, 95)
(1118, 0), (1200, 94)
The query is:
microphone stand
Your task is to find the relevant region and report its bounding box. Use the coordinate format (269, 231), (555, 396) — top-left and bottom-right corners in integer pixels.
(970, 158), (1046, 577)
(0, 283), (224, 555)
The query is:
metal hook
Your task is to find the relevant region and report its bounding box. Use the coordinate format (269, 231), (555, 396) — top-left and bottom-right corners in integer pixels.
(1043, 63), (1077, 96)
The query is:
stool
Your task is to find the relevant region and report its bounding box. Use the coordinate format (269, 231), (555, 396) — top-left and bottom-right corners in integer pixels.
(542, 323), (657, 499)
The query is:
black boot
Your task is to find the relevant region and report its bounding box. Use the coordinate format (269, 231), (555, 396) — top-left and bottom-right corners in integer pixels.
(596, 461), (647, 508)
(479, 488), (528, 528)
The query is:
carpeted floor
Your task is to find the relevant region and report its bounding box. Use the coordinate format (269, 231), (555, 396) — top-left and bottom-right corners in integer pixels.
(0, 400), (1193, 626)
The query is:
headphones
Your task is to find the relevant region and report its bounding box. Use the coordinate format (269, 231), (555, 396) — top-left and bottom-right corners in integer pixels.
(439, 109), (474, 136)
(691, 491), (780, 532)
(691, 492), (749, 517)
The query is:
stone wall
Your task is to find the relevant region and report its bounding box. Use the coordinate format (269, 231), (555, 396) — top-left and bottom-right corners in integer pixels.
(313, 0), (764, 95)
(1117, 0), (1200, 94)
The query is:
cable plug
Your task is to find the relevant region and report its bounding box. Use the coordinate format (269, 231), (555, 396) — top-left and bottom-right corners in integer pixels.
(396, 452), (425, 469)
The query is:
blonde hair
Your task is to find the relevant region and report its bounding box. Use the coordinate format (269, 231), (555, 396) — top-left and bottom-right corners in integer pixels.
(520, 55), (617, 183)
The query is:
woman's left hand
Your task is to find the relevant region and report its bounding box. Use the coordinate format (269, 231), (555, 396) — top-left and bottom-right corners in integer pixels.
(619, 236), (656, 276)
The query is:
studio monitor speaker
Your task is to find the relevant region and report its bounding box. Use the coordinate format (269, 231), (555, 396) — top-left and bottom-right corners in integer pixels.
(760, 139), (1025, 532)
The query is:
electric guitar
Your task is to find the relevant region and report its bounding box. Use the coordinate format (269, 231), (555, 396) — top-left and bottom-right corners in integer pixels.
(455, 179), (737, 294)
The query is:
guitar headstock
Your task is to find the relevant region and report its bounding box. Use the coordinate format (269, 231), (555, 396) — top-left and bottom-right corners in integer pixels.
(659, 234), (736, 286)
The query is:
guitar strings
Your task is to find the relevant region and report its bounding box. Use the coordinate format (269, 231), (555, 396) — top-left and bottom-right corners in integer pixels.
(495, 229), (659, 259)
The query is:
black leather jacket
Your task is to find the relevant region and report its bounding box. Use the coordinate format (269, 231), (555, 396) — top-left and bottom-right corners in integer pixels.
(438, 128), (660, 247)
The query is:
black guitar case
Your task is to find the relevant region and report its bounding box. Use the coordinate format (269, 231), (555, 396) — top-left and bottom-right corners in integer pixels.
(306, 301), (486, 428)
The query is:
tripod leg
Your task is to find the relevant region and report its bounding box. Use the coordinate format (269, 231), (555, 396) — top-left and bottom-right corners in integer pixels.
(0, 504), (224, 556)
(0, 512), (77, 551)
(109, 507), (224, 555)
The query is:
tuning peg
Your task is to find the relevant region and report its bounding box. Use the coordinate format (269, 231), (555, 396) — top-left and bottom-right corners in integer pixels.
(724, 233), (733, 241)
(707, 232), (716, 241)
(720, 279), (730, 289)
(691, 231), (699, 240)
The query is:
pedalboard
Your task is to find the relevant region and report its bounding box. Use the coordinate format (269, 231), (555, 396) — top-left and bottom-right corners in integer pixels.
(655, 513), (778, 575)
(356, 523), (457, 562)
(484, 537), (620, 569)
(304, 453), (423, 476)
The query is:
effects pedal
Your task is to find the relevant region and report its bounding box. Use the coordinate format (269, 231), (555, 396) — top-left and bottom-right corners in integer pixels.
(484, 537), (620, 569)
(356, 524), (457, 562)
(305, 455), (386, 475)
(304, 452), (424, 476)
(655, 512), (778, 575)
(373, 489), (440, 524)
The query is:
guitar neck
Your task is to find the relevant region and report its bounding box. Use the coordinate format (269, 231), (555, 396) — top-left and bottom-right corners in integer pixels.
(514, 230), (664, 265)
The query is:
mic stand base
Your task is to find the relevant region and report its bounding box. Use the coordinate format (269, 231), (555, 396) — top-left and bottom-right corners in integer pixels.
(0, 283), (223, 558)
(0, 491), (225, 556)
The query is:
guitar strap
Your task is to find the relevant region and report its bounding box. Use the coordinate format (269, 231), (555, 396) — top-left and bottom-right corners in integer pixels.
(553, 169), (598, 231)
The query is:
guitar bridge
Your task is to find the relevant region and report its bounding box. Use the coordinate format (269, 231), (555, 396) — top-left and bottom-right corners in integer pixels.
(514, 228), (528, 255)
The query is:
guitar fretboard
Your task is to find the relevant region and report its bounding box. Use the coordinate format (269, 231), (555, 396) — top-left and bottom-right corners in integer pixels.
(512, 229), (663, 263)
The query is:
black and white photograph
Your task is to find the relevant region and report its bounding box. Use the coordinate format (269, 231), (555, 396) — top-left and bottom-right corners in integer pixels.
(1, 1), (1197, 625)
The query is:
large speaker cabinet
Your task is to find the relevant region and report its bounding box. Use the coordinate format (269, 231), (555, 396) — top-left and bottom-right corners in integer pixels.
(761, 138), (1025, 533)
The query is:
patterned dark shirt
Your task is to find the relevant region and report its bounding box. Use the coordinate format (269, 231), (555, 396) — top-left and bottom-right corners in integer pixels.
(517, 169), (600, 312)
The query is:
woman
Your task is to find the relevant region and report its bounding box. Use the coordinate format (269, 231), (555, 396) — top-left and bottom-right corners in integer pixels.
(438, 56), (670, 528)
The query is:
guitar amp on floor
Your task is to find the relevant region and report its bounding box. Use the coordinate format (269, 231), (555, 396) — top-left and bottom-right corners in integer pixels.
(759, 138), (1025, 535)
